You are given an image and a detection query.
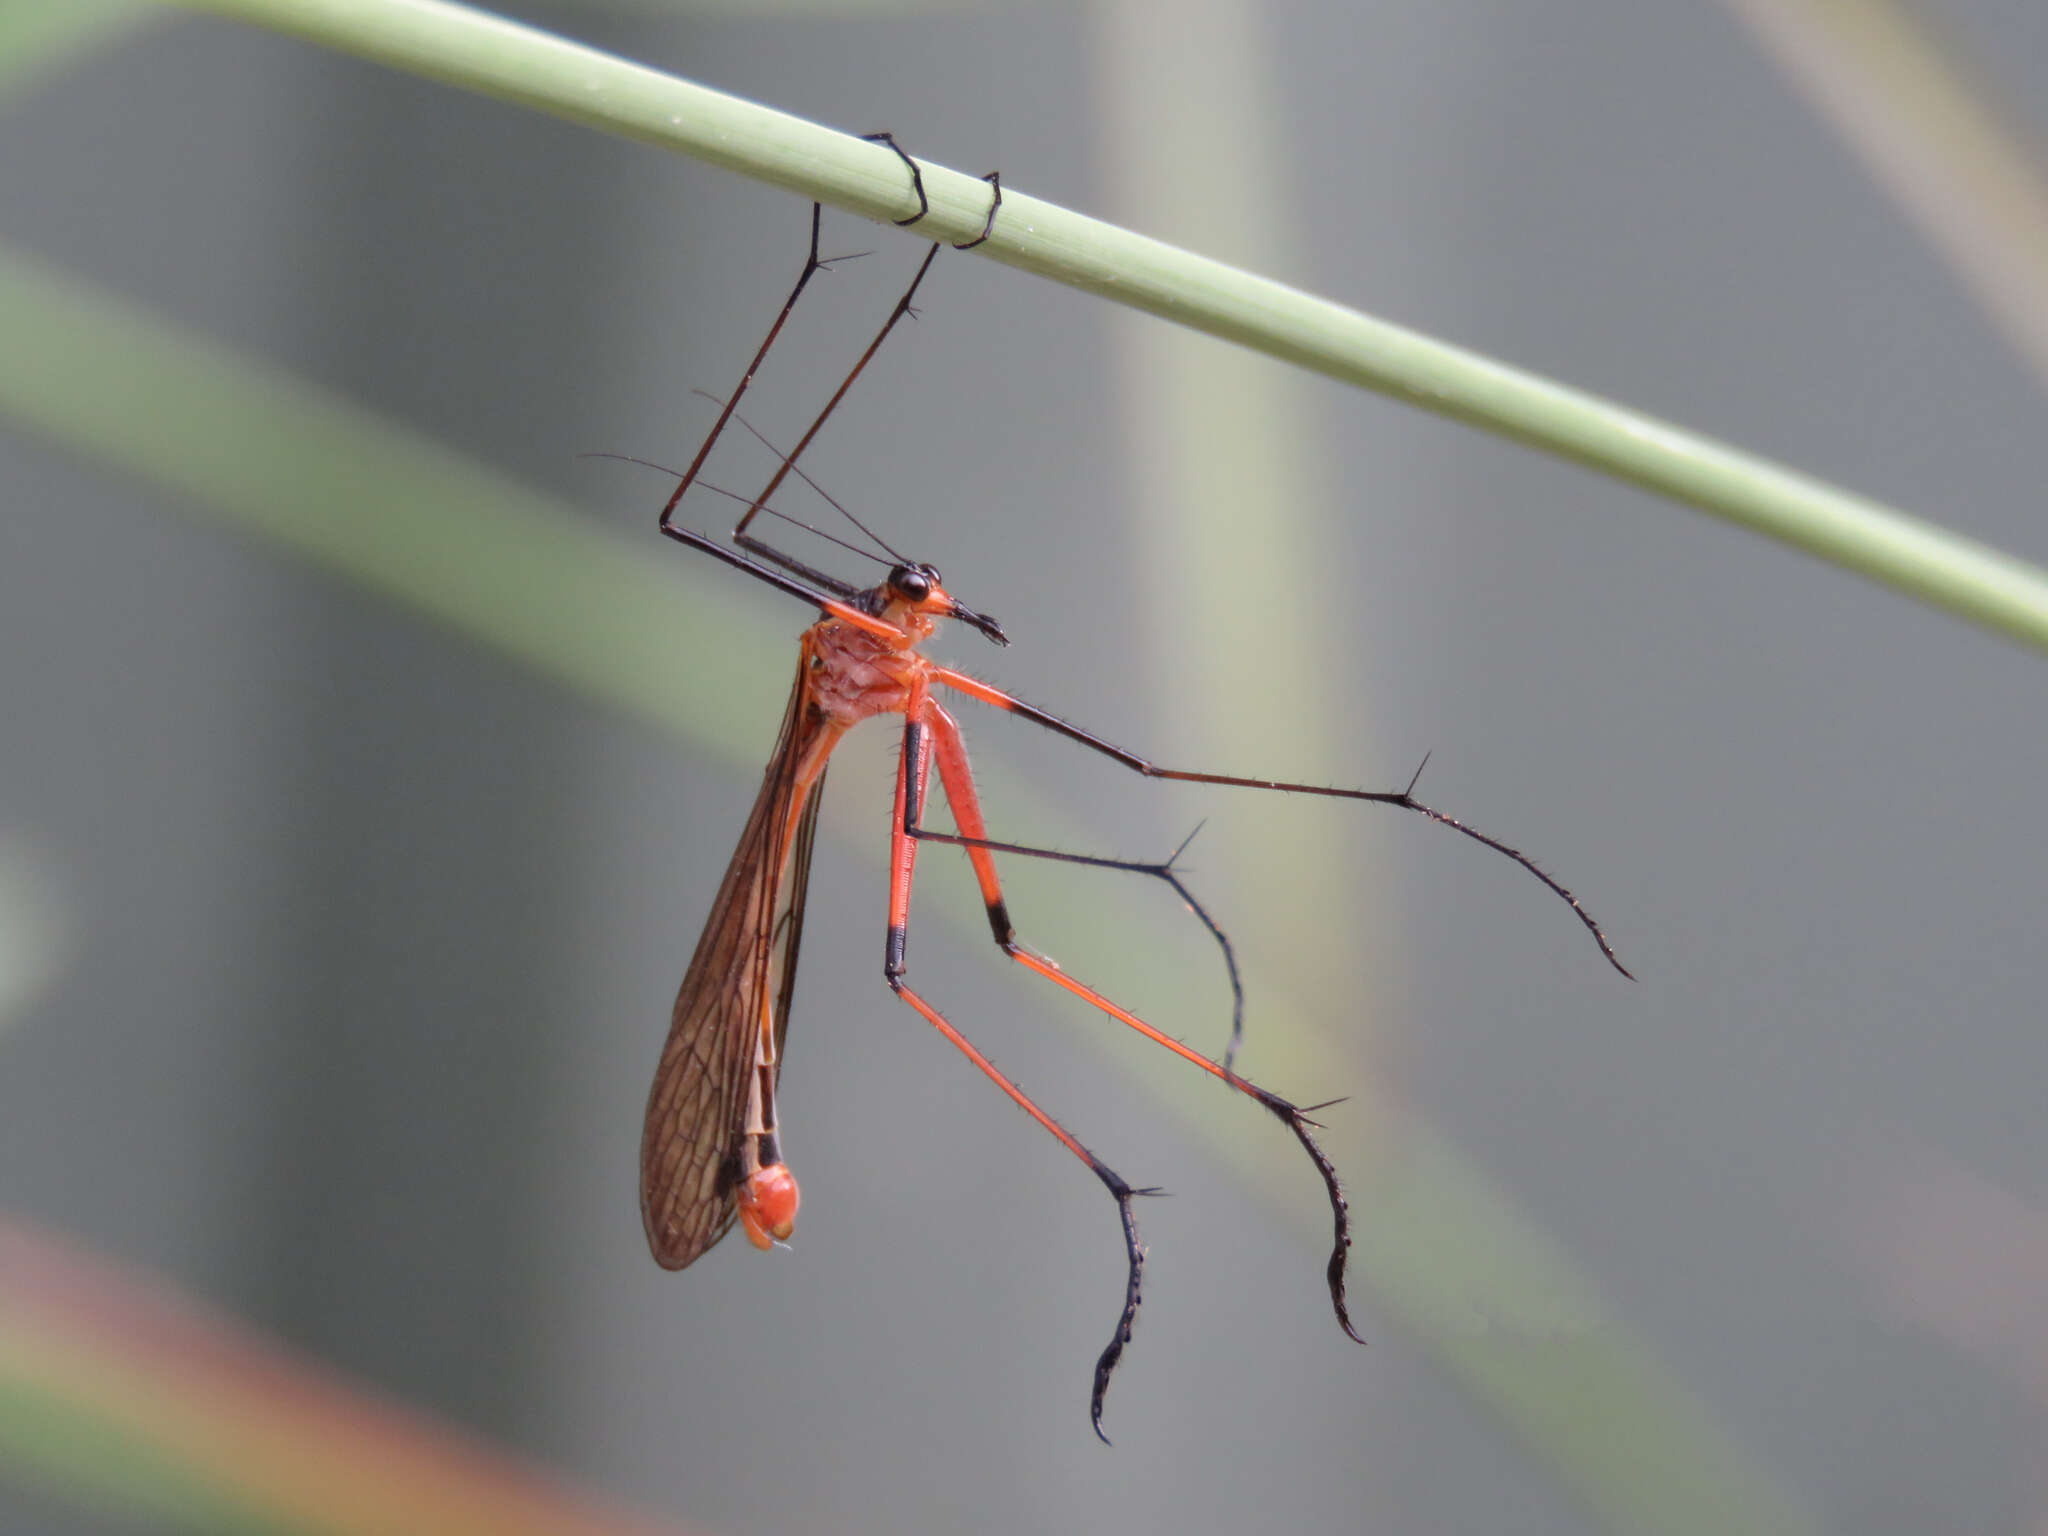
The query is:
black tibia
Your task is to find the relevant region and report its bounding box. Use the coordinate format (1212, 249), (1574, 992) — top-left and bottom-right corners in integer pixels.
(658, 204), (830, 542)
(889, 715), (1161, 1441)
(729, 237), (939, 576)
(903, 814), (1252, 1075)
(944, 678), (1634, 981)
(900, 743), (1368, 1385)
(661, 204), (967, 634)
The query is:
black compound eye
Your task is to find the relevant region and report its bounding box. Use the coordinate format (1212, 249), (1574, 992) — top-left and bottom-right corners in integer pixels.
(890, 564), (933, 601)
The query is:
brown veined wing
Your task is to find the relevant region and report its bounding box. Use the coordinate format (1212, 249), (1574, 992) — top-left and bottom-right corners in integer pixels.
(640, 672), (836, 1269)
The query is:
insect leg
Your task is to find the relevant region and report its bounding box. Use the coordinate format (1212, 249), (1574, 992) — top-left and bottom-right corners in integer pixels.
(861, 131), (929, 225)
(955, 171), (1003, 250)
(885, 703), (1151, 1444)
(863, 132), (1003, 249)
(933, 666), (1632, 979)
(903, 815), (1251, 1071)
(659, 203), (832, 542)
(655, 202), (921, 606)
(726, 230), (938, 561)
(915, 698), (1366, 1352)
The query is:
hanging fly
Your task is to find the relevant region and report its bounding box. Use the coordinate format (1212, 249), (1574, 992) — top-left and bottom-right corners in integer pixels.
(638, 146), (1629, 1441)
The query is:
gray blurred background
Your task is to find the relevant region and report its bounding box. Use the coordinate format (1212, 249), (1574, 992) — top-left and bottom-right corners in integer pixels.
(4, 1), (2047, 1532)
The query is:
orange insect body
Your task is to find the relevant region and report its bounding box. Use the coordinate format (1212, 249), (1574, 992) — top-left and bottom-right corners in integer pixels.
(640, 571), (967, 1271)
(804, 590), (941, 726)
(738, 582), (970, 1243)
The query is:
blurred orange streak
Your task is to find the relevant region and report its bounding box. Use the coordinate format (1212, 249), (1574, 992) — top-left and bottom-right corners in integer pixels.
(0, 1218), (701, 1535)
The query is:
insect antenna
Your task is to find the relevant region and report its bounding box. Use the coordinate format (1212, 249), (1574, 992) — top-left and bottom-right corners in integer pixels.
(691, 390), (905, 565)
(589, 451), (891, 574)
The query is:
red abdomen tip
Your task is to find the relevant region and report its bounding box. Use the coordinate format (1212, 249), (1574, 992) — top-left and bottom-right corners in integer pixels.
(737, 1164), (800, 1250)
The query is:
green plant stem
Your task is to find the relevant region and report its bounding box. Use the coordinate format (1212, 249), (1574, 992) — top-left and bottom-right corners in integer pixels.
(182, 0), (2048, 652)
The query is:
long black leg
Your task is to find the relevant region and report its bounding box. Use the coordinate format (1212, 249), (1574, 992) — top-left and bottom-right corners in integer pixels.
(915, 705), (1369, 1358)
(655, 204), (871, 603)
(660, 205), (827, 542)
(933, 667), (1632, 980)
(726, 243), (940, 563)
(862, 131), (929, 225)
(658, 523), (850, 616)
(903, 815), (1252, 1076)
(658, 204), (954, 606)
(864, 132), (1003, 250)
(955, 171), (1003, 250)
(886, 707), (1156, 1442)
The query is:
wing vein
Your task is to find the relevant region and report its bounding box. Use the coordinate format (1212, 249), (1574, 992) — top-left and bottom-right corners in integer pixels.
(640, 667), (838, 1269)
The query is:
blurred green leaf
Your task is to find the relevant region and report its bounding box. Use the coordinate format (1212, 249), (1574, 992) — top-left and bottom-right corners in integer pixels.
(0, 1221), (693, 1534)
(0, 0), (156, 96)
